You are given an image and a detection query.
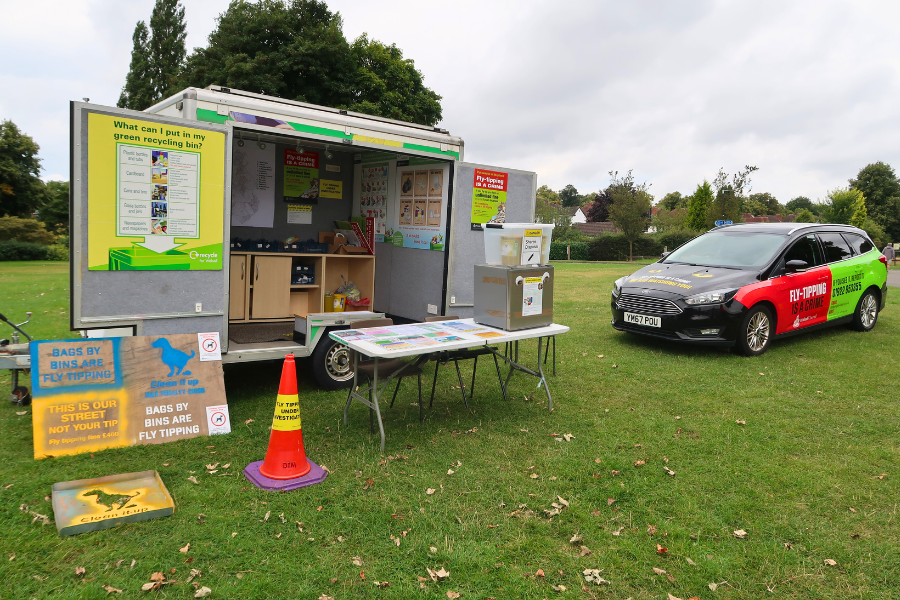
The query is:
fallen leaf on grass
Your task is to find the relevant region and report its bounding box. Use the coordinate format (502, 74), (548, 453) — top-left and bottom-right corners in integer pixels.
(551, 584), (567, 592)
(733, 529), (748, 539)
(319, 595), (335, 600)
(74, 566), (86, 576)
(244, 419), (254, 425)
(426, 488), (436, 495)
(582, 569), (610, 585)
(529, 473), (539, 479)
(612, 526), (624, 536)
(657, 544), (668, 555)
(735, 420), (746, 425)
(187, 476), (199, 484)
(130, 559), (136, 569)
(231, 532), (237, 538)
(569, 533), (583, 544)
(607, 497), (616, 506)
(352, 557), (363, 566)
(102, 585), (122, 594)
(610, 469), (620, 476)
(579, 546), (592, 556)
(535, 568), (545, 577)
(557, 496), (569, 507)
(447, 469), (455, 475)
(647, 524), (658, 536)
(150, 572), (165, 582)
(373, 581), (390, 588)
(634, 460), (645, 467)
(562, 433), (575, 442)
(205, 463), (218, 470)
(15, 411), (27, 416)
(824, 559), (838, 566)
(179, 543), (190, 553)
(430, 547), (438, 553)
(876, 473), (887, 480)
(653, 567), (675, 583)
(446, 592), (460, 599)
(685, 557), (696, 566)
(194, 586), (212, 598)
(667, 594), (684, 600)
(186, 569), (201, 583)
(664, 466), (676, 477)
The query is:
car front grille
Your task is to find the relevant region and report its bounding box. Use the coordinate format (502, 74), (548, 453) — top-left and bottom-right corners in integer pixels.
(616, 293), (683, 315)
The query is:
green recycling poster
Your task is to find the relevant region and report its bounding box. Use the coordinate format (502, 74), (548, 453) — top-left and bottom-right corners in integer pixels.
(284, 149), (319, 203)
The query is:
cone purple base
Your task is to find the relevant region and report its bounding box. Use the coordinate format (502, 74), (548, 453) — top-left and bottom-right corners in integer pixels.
(243, 459), (327, 491)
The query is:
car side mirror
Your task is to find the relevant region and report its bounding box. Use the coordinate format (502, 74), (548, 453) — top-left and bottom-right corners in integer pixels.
(660, 251), (671, 259)
(785, 259), (808, 272)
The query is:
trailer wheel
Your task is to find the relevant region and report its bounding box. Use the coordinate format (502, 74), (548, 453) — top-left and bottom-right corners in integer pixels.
(11, 386), (31, 406)
(311, 336), (355, 390)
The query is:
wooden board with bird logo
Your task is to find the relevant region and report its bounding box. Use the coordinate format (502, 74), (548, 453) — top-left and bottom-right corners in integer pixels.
(29, 334), (230, 460)
(51, 470), (174, 536)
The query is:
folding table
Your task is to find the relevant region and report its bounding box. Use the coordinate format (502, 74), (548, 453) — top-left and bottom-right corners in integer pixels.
(329, 319), (569, 451)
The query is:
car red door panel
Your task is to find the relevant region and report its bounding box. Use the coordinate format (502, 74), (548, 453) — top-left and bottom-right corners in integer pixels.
(769, 266), (831, 333)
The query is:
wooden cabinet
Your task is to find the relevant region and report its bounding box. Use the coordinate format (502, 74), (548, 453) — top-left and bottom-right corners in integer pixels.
(228, 252), (375, 322)
(250, 256), (292, 319)
(229, 254), (249, 320)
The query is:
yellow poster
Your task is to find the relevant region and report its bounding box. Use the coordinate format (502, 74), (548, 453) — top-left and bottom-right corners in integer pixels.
(87, 113), (226, 270)
(320, 179), (343, 199)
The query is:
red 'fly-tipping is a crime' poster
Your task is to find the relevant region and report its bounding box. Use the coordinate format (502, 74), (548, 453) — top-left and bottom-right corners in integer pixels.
(471, 169), (508, 225)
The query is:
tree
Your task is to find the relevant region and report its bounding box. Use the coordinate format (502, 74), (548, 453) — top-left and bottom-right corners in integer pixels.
(149, 0), (187, 100)
(786, 196), (814, 213)
(652, 208), (687, 232)
(742, 197), (768, 216)
(117, 21), (155, 110)
(794, 208), (816, 223)
(585, 191), (611, 222)
(849, 161), (900, 241)
(536, 185), (560, 205)
(0, 120), (46, 218)
(708, 188), (743, 227)
(608, 177), (652, 262)
(822, 187), (866, 225)
(659, 191), (685, 211)
(713, 165), (759, 197)
(40, 181), (69, 234)
(685, 181), (713, 231)
(559, 184), (579, 208)
(748, 192), (780, 215)
(0, 216), (55, 244)
(349, 34), (442, 125)
(176, 0), (443, 125)
(850, 193), (867, 228)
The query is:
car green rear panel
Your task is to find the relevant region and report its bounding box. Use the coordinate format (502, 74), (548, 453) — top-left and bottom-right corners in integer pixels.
(827, 250), (885, 320)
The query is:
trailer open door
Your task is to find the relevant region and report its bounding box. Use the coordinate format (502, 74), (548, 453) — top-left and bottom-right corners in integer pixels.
(70, 101), (231, 338)
(445, 162), (537, 318)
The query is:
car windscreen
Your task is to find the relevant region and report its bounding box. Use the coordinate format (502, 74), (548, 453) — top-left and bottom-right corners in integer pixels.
(664, 231), (787, 268)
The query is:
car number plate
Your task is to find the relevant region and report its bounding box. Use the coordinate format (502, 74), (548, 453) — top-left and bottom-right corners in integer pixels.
(624, 313), (661, 328)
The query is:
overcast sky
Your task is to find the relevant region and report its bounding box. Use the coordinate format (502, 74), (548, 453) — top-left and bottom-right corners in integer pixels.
(2, 0), (899, 204)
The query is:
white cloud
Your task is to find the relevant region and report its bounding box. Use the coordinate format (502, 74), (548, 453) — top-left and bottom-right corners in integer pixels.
(2, 0), (899, 203)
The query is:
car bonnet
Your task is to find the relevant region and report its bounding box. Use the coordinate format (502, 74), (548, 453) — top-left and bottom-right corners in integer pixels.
(620, 263), (759, 297)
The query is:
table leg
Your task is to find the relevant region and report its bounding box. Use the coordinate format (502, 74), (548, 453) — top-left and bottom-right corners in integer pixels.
(537, 337), (552, 411)
(492, 351), (507, 402)
(344, 351), (359, 425)
(454, 359), (470, 409)
(429, 356), (440, 409)
(372, 358), (386, 452)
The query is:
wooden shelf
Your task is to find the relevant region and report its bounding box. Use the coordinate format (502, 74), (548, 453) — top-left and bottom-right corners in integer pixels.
(229, 251), (374, 321)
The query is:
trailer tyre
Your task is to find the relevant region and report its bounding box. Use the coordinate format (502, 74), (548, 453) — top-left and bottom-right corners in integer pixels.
(11, 385), (31, 406)
(311, 336), (355, 390)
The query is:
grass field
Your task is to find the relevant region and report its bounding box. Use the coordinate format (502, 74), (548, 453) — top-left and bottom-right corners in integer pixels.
(0, 261), (897, 599)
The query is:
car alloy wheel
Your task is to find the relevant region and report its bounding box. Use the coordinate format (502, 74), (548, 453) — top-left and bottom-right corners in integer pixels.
(860, 293), (877, 329)
(746, 311), (770, 353)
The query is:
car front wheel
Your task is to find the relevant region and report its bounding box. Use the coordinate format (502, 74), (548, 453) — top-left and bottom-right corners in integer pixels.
(851, 289), (879, 332)
(736, 304), (773, 356)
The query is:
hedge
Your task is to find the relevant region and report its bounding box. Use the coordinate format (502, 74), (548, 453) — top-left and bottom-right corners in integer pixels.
(0, 239), (69, 261)
(0, 240), (50, 260)
(549, 241), (590, 261)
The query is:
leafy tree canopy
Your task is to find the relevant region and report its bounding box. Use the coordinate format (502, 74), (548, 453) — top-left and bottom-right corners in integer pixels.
(848, 161), (900, 241)
(149, 0), (188, 99)
(0, 216), (56, 244)
(0, 120), (46, 218)
(659, 191), (686, 211)
(794, 208), (816, 223)
(117, 20), (155, 110)
(536, 185), (560, 205)
(559, 184), (579, 207)
(607, 171), (652, 261)
(785, 196), (814, 213)
(822, 187), (866, 226)
(175, 0), (443, 125)
(41, 181), (69, 234)
(747, 192), (780, 215)
(685, 181), (713, 231)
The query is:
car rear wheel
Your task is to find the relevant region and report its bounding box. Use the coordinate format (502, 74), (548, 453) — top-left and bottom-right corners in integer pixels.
(851, 289), (879, 332)
(736, 304), (773, 356)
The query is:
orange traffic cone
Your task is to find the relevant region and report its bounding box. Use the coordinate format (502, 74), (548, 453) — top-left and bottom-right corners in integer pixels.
(258, 354), (311, 479)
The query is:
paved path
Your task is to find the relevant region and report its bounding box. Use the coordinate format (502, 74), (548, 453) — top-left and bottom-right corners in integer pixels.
(888, 269), (900, 288)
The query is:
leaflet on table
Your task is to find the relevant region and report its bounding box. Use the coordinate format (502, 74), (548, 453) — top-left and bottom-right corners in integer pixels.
(439, 321), (507, 339)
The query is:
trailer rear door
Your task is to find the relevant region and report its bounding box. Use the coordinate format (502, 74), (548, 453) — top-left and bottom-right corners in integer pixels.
(70, 102), (231, 338)
(446, 162), (537, 318)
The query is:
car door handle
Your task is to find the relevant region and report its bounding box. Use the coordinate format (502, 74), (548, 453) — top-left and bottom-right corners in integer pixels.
(241, 260), (244, 280)
(256, 262), (260, 281)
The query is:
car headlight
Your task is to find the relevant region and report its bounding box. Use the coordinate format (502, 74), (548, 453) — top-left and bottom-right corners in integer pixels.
(612, 277), (626, 297)
(683, 289), (737, 305)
